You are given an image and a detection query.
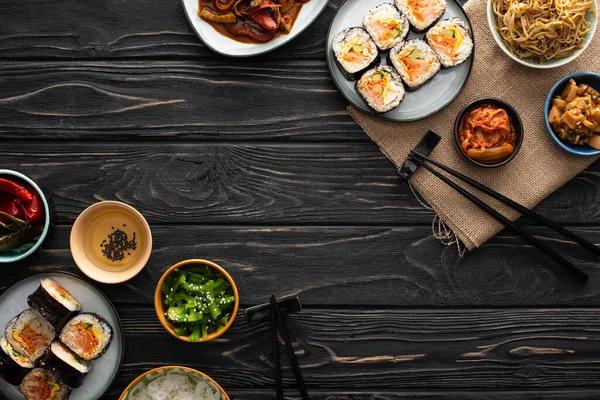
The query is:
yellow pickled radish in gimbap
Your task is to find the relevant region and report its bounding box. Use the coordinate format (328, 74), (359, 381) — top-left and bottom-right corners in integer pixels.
(59, 313), (113, 361)
(19, 368), (71, 400)
(357, 66), (405, 113)
(395, 0), (447, 32)
(362, 3), (409, 50)
(332, 27), (380, 80)
(5, 309), (56, 363)
(426, 18), (473, 67)
(390, 39), (441, 90)
(27, 279), (82, 330)
(0, 336), (35, 385)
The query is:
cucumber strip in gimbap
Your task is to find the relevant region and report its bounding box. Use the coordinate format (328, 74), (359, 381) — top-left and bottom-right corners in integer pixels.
(389, 39), (441, 90)
(5, 309), (56, 363)
(60, 313), (113, 361)
(395, 0), (447, 32)
(0, 336), (35, 386)
(426, 18), (473, 68)
(356, 66), (405, 113)
(27, 279), (82, 330)
(362, 3), (409, 50)
(19, 368), (71, 400)
(332, 27), (380, 80)
(41, 341), (91, 388)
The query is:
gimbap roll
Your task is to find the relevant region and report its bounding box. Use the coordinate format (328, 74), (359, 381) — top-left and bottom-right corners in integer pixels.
(60, 313), (113, 361)
(19, 368), (70, 400)
(362, 3), (409, 50)
(426, 18), (473, 68)
(332, 27), (380, 80)
(389, 39), (441, 90)
(395, 0), (447, 32)
(5, 309), (56, 363)
(27, 279), (82, 330)
(0, 336), (35, 385)
(41, 341), (91, 388)
(356, 66), (405, 113)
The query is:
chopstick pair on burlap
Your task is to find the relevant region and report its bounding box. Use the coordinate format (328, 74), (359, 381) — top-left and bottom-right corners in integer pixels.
(348, 0), (600, 250)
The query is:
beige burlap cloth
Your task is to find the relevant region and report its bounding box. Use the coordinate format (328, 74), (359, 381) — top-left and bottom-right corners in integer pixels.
(348, 0), (600, 250)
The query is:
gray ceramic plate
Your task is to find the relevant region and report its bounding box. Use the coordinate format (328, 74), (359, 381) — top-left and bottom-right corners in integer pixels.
(326, 0), (474, 121)
(0, 272), (124, 400)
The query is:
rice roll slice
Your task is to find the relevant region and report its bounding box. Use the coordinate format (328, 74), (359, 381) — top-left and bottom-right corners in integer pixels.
(332, 27), (380, 80)
(395, 0), (447, 32)
(363, 3), (409, 50)
(5, 309), (56, 363)
(389, 39), (441, 90)
(60, 313), (113, 360)
(357, 66), (405, 113)
(426, 18), (473, 68)
(41, 341), (91, 388)
(27, 279), (82, 330)
(0, 336), (35, 385)
(19, 368), (71, 400)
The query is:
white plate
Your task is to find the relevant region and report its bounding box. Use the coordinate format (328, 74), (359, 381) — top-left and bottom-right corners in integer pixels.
(182, 0), (329, 57)
(326, 0), (474, 121)
(0, 272), (124, 400)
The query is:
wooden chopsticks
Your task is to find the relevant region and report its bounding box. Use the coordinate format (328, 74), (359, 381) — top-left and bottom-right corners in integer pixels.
(408, 151), (593, 282)
(270, 295), (309, 400)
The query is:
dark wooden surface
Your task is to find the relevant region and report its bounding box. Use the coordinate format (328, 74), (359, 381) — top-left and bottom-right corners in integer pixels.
(1, 0), (600, 399)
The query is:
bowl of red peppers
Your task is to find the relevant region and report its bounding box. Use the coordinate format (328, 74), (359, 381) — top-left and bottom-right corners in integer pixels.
(0, 170), (49, 263)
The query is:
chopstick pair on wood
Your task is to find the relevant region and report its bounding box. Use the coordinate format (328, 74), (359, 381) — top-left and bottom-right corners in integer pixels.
(270, 295), (309, 400)
(407, 150), (598, 282)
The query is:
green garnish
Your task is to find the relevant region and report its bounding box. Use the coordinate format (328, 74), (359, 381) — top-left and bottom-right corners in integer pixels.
(162, 266), (235, 342)
(408, 49), (421, 59)
(593, 95), (598, 100)
(82, 323), (93, 331)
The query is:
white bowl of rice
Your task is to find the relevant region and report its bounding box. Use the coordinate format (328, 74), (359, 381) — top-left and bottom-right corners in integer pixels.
(119, 366), (229, 400)
(487, 0), (597, 68)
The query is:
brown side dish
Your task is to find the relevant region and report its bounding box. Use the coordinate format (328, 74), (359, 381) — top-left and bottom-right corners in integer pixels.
(549, 79), (600, 149)
(198, 0), (311, 43)
(458, 105), (516, 163)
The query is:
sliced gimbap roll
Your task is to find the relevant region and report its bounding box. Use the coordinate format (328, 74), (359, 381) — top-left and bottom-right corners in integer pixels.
(5, 309), (56, 363)
(356, 66), (405, 113)
(362, 3), (409, 50)
(395, 0), (447, 32)
(41, 341), (91, 388)
(60, 313), (113, 361)
(19, 368), (71, 400)
(27, 279), (82, 330)
(0, 336), (35, 385)
(332, 27), (380, 80)
(426, 18), (473, 68)
(389, 39), (441, 90)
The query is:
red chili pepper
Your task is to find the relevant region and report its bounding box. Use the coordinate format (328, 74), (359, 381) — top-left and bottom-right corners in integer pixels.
(23, 184), (44, 224)
(226, 21), (277, 42)
(0, 178), (33, 202)
(0, 199), (25, 223)
(248, 10), (278, 31)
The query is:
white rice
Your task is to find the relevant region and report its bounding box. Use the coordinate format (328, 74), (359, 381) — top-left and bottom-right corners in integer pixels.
(50, 341), (91, 373)
(41, 279), (81, 312)
(130, 371), (223, 400)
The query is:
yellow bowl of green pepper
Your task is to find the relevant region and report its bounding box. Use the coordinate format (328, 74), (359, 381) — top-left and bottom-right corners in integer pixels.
(154, 259), (240, 343)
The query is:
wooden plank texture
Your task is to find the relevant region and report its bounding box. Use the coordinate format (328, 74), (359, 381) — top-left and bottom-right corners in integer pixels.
(1, 143), (600, 225)
(4, 225), (600, 307)
(100, 306), (600, 396)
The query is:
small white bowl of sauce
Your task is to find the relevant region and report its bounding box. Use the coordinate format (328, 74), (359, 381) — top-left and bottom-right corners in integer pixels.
(70, 201), (152, 284)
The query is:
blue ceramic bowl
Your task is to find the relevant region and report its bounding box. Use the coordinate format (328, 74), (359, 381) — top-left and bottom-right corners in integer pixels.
(0, 170), (50, 263)
(544, 72), (600, 156)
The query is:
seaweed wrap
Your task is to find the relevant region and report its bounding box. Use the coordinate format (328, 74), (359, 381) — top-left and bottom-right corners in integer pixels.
(395, 0), (447, 32)
(0, 336), (35, 385)
(363, 3), (409, 50)
(356, 66), (405, 113)
(5, 309), (56, 363)
(27, 279), (82, 330)
(332, 27), (380, 80)
(426, 18), (473, 68)
(389, 39), (441, 90)
(41, 341), (91, 388)
(60, 313), (113, 361)
(19, 368), (71, 400)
